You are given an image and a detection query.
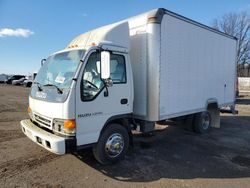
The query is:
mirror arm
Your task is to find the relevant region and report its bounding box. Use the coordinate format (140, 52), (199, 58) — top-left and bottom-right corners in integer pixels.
(102, 79), (112, 97)
(104, 86), (109, 97)
(102, 79), (109, 97)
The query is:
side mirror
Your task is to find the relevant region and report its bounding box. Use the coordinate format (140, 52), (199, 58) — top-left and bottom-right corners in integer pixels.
(100, 51), (110, 80)
(41, 59), (46, 66)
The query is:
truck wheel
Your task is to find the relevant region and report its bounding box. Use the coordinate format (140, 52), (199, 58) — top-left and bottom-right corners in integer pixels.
(194, 111), (211, 133)
(93, 124), (129, 164)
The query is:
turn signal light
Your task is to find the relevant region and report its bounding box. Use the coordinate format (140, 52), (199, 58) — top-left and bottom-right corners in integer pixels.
(64, 119), (76, 129)
(27, 106), (31, 113)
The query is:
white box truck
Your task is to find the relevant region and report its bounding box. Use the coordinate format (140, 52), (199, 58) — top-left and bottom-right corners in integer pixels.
(20, 8), (237, 164)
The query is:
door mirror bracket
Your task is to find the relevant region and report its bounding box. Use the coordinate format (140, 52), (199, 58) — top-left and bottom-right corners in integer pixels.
(104, 78), (113, 87)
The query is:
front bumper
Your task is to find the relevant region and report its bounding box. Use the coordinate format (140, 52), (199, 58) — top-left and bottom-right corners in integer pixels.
(20, 119), (76, 155)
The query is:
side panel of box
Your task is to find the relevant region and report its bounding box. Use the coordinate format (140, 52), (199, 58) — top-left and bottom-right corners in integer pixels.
(159, 14), (237, 119)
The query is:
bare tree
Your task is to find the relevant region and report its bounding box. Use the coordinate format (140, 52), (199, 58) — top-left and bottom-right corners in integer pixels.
(212, 11), (250, 65)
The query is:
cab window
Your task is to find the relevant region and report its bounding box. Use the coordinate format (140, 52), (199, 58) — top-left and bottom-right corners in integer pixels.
(82, 52), (104, 101)
(110, 54), (126, 83)
(81, 52), (126, 101)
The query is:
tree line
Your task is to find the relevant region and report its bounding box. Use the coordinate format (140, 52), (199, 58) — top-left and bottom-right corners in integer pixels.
(212, 11), (249, 67)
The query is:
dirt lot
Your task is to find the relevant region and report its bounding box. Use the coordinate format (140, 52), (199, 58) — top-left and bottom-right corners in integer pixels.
(0, 84), (250, 188)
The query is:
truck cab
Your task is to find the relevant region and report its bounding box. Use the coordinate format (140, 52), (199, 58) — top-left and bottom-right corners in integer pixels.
(21, 22), (134, 164)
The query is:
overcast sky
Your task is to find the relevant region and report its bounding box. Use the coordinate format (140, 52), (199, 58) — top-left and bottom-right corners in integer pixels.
(0, 0), (250, 75)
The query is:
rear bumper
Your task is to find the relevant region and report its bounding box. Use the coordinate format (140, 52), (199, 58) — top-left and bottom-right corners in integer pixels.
(20, 119), (76, 155)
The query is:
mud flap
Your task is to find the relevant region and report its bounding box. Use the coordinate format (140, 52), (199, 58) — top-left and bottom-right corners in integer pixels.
(208, 107), (220, 128)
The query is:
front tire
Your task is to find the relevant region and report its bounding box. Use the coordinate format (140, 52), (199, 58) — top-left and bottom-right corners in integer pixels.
(93, 123), (129, 164)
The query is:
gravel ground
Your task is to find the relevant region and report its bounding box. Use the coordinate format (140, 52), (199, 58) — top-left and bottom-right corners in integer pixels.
(0, 84), (250, 188)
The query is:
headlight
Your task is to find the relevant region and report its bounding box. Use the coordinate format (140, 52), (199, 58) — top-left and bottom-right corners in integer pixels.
(53, 119), (76, 136)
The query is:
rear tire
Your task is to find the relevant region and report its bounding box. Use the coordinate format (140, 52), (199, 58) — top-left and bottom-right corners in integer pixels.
(194, 111), (211, 133)
(93, 123), (129, 164)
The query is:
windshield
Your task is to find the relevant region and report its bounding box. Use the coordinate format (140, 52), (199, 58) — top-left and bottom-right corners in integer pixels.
(31, 49), (85, 102)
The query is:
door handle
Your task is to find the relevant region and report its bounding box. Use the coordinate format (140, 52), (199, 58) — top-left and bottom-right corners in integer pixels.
(120, 98), (128, 105)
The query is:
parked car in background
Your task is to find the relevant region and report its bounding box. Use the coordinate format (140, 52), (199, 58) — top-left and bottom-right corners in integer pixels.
(5, 75), (25, 84)
(0, 74), (9, 83)
(23, 72), (37, 87)
(12, 77), (27, 85)
(23, 79), (32, 87)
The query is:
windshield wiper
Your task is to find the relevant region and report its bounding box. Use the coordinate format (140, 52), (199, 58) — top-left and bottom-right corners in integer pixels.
(43, 84), (63, 94)
(33, 81), (43, 91)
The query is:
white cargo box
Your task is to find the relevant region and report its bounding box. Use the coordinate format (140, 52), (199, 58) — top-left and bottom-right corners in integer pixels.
(127, 9), (237, 121)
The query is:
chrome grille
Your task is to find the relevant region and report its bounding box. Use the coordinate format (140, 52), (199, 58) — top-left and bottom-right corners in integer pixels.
(34, 114), (51, 128)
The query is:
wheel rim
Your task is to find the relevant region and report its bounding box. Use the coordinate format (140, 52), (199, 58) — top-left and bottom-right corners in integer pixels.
(105, 133), (124, 158)
(202, 113), (210, 130)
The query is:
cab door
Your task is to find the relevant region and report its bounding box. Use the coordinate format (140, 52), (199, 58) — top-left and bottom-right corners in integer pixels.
(75, 50), (132, 146)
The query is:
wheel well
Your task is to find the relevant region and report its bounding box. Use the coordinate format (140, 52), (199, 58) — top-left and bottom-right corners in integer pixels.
(207, 102), (218, 110)
(100, 115), (133, 145)
(105, 118), (130, 130)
